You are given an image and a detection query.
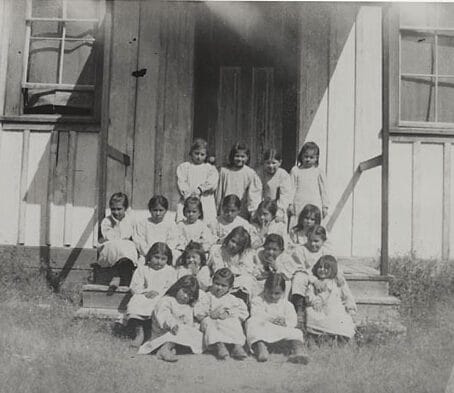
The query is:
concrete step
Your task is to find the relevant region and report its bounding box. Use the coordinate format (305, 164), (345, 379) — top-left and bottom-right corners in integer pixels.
(346, 275), (390, 298)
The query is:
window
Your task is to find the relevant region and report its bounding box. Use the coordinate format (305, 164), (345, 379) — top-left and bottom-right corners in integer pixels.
(13, 0), (101, 117)
(399, 4), (454, 126)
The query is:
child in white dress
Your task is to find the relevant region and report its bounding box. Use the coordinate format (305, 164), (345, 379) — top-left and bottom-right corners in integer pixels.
(194, 268), (249, 360)
(216, 142), (262, 219)
(306, 255), (356, 340)
(138, 275), (203, 361)
(256, 149), (293, 223)
(289, 204), (321, 246)
(289, 142), (329, 227)
(246, 273), (308, 364)
(208, 226), (258, 301)
(175, 196), (215, 253)
(98, 192), (138, 288)
(176, 138), (219, 225)
(126, 242), (177, 347)
(210, 194), (252, 244)
(176, 242), (211, 291)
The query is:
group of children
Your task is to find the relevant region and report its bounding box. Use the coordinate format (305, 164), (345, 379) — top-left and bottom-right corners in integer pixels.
(97, 139), (357, 363)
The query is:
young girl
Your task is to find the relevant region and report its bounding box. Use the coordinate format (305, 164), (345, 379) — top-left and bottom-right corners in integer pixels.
(246, 273), (309, 364)
(175, 196), (215, 253)
(126, 242), (177, 347)
(137, 275), (203, 362)
(98, 192), (138, 288)
(210, 194), (252, 244)
(250, 198), (290, 249)
(306, 255), (356, 340)
(194, 268), (249, 360)
(290, 142), (329, 226)
(208, 226), (258, 301)
(256, 149), (293, 223)
(289, 204), (321, 246)
(215, 142), (262, 219)
(176, 242), (211, 291)
(176, 138), (219, 225)
(133, 196), (178, 259)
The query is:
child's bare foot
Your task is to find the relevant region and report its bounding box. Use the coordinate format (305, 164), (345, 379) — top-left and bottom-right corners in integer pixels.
(157, 343), (177, 362)
(287, 340), (309, 365)
(130, 324), (144, 348)
(255, 341), (269, 362)
(107, 276), (121, 296)
(216, 342), (229, 360)
(231, 344), (247, 360)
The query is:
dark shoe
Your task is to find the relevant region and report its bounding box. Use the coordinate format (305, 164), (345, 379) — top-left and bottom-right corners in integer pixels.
(287, 340), (309, 365)
(231, 344), (247, 360)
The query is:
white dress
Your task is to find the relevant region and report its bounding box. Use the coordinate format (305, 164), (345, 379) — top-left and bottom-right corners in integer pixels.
(126, 265), (177, 320)
(194, 291), (249, 347)
(176, 161), (219, 225)
(209, 215), (252, 244)
(306, 279), (356, 338)
(250, 220), (291, 249)
(98, 213), (138, 267)
(246, 294), (303, 348)
(138, 296), (203, 355)
(174, 219), (216, 252)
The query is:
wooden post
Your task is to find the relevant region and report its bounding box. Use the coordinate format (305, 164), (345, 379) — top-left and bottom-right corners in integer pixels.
(442, 142), (451, 260)
(17, 129), (30, 245)
(63, 130), (77, 246)
(411, 140), (421, 256)
(46, 131), (58, 246)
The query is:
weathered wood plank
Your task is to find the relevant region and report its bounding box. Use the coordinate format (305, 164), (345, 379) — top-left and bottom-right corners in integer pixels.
(0, 0), (11, 116)
(63, 131), (77, 246)
(411, 140), (421, 255)
(46, 131), (58, 245)
(17, 129), (30, 245)
(442, 142), (451, 260)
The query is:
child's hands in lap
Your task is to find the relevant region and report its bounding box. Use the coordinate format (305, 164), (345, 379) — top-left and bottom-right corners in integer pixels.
(171, 324), (179, 335)
(271, 317), (286, 326)
(210, 307), (229, 320)
(144, 290), (159, 299)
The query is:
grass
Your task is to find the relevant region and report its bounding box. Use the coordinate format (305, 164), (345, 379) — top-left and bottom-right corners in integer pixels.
(0, 256), (453, 393)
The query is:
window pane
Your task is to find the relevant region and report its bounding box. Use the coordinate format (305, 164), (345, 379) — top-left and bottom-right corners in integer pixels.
(66, 22), (97, 40)
(62, 41), (95, 84)
(401, 32), (435, 75)
(438, 78), (454, 123)
(399, 4), (437, 27)
(24, 89), (93, 115)
(66, 0), (98, 20)
(28, 40), (60, 84)
(31, 21), (61, 38)
(437, 4), (454, 28)
(32, 0), (62, 18)
(438, 35), (454, 76)
(401, 76), (435, 122)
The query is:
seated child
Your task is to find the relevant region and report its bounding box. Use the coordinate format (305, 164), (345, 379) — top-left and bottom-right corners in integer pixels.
(98, 192), (138, 288)
(194, 268), (249, 360)
(175, 196), (215, 252)
(137, 275), (203, 362)
(210, 194), (252, 244)
(289, 204), (321, 246)
(207, 226), (258, 301)
(306, 255), (356, 340)
(126, 242), (177, 347)
(250, 198), (290, 249)
(246, 273), (309, 364)
(176, 241), (211, 291)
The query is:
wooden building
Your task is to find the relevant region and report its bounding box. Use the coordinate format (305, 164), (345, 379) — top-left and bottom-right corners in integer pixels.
(0, 0), (452, 304)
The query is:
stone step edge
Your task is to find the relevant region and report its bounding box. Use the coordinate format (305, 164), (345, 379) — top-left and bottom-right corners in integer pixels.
(355, 296), (400, 305)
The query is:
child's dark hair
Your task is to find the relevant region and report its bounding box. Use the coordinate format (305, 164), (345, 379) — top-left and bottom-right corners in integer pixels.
(189, 138), (209, 158)
(183, 196), (204, 220)
(223, 226), (251, 254)
(109, 192), (129, 209)
(263, 148), (282, 162)
(297, 141), (320, 167)
(295, 204), (322, 230)
(165, 275), (199, 305)
(307, 225), (327, 242)
(146, 242), (173, 265)
(252, 198), (277, 224)
(177, 241), (207, 267)
(212, 267), (234, 287)
(264, 233), (285, 251)
(228, 142), (250, 165)
(222, 194), (241, 211)
(312, 255), (338, 279)
(264, 272), (286, 294)
(148, 195), (169, 211)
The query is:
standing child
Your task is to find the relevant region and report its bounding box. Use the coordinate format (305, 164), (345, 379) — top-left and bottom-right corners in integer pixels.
(175, 196), (215, 253)
(306, 255), (356, 340)
(250, 198), (290, 249)
(208, 226), (258, 301)
(246, 273), (309, 364)
(256, 149), (293, 223)
(176, 242), (211, 291)
(176, 138), (219, 225)
(98, 192), (138, 288)
(210, 194), (252, 244)
(137, 275), (203, 362)
(289, 204), (321, 246)
(216, 142), (262, 219)
(126, 242), (177, 347)
(290, 142), (329, 227)
(195, 268), (249, 360)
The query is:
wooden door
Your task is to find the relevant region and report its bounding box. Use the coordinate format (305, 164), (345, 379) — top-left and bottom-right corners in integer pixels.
(193, 4), (299, 171)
